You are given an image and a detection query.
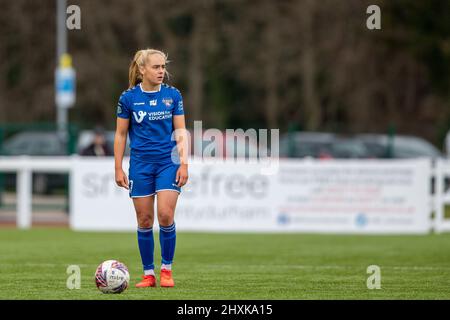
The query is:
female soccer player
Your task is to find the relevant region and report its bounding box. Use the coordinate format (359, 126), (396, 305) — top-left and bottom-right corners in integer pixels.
(114, 49), (188, 288)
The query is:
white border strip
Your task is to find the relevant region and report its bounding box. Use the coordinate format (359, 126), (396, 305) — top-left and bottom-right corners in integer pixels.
(155, 189), (181, 194)
(131, 193), (156, 198)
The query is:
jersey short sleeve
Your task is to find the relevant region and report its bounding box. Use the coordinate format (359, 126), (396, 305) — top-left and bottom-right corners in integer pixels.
(173, 89), (184, 116)
(117, 91), (130, 119)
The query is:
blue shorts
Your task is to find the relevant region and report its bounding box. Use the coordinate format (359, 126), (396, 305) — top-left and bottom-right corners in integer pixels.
(128, 157), (181, 198)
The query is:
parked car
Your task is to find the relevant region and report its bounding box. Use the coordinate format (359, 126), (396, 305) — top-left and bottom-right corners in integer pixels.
(357, 134), (443, 159)
(1, 131), (67, 156)
(279, 132), (335, 159)
(329, 137), (371, 159)
(280, 132), (442, 159)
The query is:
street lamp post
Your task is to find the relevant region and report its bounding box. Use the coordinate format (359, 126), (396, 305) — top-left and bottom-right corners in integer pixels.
(56, 0), (75, 151)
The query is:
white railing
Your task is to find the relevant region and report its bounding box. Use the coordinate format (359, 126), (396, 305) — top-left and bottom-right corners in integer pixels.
(434, 159), (450, 233)
(0, 156), (76, 229)
(0, 156), (449, 232)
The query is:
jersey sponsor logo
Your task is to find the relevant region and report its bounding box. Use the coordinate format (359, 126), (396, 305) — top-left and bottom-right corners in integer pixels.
(117, 106), (122, 114)
(148, 110), (172, 121)
(133, 102), (145, 105)
(149, 100), (157, 106)
(133, 111), (147, 123)
(162, 97), (173, 107)
(177, 100), (183, 112)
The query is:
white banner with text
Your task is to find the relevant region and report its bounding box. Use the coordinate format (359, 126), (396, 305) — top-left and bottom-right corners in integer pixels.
(70, 158), (431, 233)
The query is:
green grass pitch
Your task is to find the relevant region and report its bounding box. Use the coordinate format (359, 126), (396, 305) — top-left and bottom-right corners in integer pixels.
(1, 228), (450, 299)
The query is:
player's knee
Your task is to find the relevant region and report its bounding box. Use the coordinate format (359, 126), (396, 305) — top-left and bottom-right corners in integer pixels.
(137, 218), (153, 229)
(158, 207), (174, 226)
(138, 221), (153, 229)
(136, 212), (153, 228)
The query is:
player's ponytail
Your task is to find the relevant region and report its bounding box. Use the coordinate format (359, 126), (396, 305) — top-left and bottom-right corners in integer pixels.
(128, 49), (169, 89)
(128, 50), (143, 89)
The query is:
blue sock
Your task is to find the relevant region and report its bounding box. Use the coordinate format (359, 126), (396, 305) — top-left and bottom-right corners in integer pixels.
(137, 227), (154, 272)
(159, 223), (176, 265)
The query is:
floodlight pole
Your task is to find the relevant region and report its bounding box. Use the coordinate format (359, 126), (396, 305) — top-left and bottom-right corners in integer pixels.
(56, 0), (68, 143)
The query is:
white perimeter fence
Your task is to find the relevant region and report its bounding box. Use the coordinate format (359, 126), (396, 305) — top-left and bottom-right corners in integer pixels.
(0, 156), (449, 234)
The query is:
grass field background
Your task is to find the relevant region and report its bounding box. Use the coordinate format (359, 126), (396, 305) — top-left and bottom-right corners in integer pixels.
(1, 228), (450, 299)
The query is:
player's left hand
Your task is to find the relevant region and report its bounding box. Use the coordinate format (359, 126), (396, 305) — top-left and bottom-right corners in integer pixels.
(175, 164), (188, 187)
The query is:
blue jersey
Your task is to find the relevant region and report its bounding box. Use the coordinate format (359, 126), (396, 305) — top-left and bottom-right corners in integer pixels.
(116, 83), (184, 162)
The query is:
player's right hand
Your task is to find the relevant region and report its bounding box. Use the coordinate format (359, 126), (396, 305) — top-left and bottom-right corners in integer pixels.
(115, 168), (129, 190)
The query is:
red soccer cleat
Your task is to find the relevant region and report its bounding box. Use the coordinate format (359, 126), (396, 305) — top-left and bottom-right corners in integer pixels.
(160, 269), (175, 287)
(135, 275), (156, 288)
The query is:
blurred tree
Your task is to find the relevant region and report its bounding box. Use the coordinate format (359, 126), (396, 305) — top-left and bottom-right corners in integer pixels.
(0, 0), (449, 148)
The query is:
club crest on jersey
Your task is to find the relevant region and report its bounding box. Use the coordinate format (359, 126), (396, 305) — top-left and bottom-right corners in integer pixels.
(149, 99), (157, 106)
(162, 98), (173, 107)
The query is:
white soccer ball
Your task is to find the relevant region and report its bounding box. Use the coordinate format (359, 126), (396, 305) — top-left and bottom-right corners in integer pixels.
(95, 260), (130, 294)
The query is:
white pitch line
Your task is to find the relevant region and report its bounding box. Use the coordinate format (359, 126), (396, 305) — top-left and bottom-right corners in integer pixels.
(198, 264), (450, 271)
(0, 263), (94, 268)
(0, 263), (448, 271)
